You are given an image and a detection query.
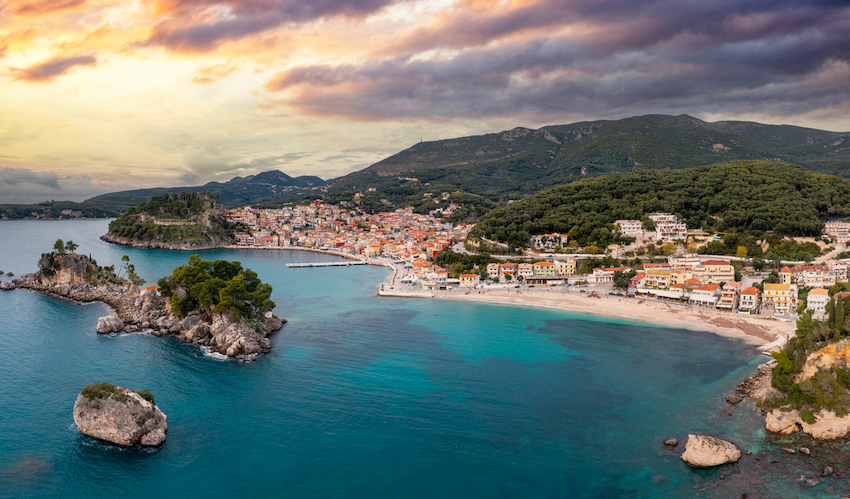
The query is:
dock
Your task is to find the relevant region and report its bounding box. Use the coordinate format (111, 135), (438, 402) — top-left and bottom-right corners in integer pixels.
(286, 261), (367, 268)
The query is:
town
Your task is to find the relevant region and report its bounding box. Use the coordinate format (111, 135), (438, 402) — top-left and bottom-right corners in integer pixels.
(225, 204), (850, 320)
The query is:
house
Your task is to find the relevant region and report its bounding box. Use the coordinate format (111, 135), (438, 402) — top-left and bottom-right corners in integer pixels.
(763, 283), (798, 315)
(517, 263), (534, 278)
(487, 263), (502, 279)
(806, 288), (830, 317)
(459, 274), (480, 288)
(614, 220), (644, 237)
(500, 263), (516, 276)
(592, 267), (633, 284)
(628, 273), (646, 295)
(644, 269), (686, 289)
(532, 233), (568, 249)
(780, 265), (835, 287)
(533, 261), (557, 276)
(649, 213), (687, 241)
(825, 221), (850, 244)
(553, 258), (576, 275)
(739, 287), (761, 313)
(668, 254), (701, 270)
(693, 259), (735, 284)
(716, 281), (741, 311)
(687, 283), (721, 307)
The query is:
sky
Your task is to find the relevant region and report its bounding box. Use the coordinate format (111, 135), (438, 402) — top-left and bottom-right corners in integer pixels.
(1, 0), (849, 203)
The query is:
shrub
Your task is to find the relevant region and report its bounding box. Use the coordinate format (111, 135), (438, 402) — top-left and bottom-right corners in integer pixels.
(138, 388), (155, 406)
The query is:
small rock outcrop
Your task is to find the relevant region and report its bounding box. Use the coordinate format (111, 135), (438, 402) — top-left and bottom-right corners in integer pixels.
(766, 408), (850, 440)
(725, 394), (743, 405)
(663, 438), (678, 448)
(96, 314), (124, 333)
(680, 434), (742, 468)
(73, 383), (167, 446)
(0, 280), (14, 290)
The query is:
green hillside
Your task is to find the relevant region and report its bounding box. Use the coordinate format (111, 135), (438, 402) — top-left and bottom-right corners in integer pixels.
(330, 114), (850, 207)
(470, 160), (850, 248)
(0, 201), (122, 220)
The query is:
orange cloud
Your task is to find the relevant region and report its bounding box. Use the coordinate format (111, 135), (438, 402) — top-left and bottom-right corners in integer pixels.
(12, 54), (97, 82)
(3, 0), (88, 17)
(192, 62), (237, 83)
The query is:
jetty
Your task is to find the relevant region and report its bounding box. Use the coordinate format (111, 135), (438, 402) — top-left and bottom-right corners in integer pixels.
(286, 261), (367, 268)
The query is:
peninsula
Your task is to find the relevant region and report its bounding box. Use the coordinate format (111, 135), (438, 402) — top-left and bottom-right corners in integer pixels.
(12, 242), (284, 358)
(101, 191), (240, 250)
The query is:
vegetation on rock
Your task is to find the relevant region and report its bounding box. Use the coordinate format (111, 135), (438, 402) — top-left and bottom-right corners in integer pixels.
(157, 254), (275, 320)
(106, 191), (239, 247)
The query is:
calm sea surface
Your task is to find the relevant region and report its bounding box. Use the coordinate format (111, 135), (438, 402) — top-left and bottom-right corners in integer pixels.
(0, 220), (837, 498)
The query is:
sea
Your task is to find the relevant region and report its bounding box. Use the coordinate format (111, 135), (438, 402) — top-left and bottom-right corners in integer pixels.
(0, 220), (845, 498)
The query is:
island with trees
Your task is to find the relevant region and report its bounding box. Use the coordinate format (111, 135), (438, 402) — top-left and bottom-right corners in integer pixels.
(101, 191), (241, 250)
(10, 242), (284, 358)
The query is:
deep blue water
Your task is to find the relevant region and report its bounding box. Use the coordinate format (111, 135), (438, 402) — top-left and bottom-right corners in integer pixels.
(0, 220), (827, 498)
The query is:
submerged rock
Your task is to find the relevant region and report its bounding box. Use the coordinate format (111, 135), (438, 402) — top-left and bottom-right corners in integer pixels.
(726, 394), (743, 405)
(680, 434), (742, 468)
(96, 314), (124, 333)
(73, 383), (166, 446)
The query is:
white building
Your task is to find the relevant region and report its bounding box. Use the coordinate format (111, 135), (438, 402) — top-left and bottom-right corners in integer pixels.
(614, 220), (644, 237)
(825, 221), (850, 244)
(806, 288), (830, 318)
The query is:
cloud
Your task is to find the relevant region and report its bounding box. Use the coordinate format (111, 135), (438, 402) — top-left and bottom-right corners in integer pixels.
(145, 0), (401, 53)
(2, 0), (87, 17)
(192, 63), (237, 84)
(12, 54), (97, 82)
(264, 0), (850, 122)
(0, 167), (126, 203)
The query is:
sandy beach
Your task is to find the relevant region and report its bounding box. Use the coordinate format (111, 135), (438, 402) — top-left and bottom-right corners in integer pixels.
(431, 290), (796, 347)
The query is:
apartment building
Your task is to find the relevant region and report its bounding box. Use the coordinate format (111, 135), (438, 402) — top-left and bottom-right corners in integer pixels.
(763, 283), (799, 315)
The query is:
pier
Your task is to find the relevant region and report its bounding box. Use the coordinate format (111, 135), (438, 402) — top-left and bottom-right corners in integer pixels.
(286, 261), (367, 268)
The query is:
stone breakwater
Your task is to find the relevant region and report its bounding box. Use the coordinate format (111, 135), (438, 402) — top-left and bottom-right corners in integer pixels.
(13, 264), (284, 358)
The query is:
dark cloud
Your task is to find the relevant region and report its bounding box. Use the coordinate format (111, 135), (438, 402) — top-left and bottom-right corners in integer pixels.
(265, 0), (850, 122)
(146, 0), (399, 52)
(12, 54), (97, 82)
(0, 167), (125, 203)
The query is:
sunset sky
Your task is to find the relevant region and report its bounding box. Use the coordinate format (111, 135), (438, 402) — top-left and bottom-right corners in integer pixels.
(1, 0), (849, 203)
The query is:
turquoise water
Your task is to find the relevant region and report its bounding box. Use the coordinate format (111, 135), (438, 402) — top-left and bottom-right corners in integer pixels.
(0, 220), (833, 498)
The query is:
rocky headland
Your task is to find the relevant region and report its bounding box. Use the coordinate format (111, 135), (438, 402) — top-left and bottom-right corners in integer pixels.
(13, 252), (284, 358)
(73, 383), (167, 446)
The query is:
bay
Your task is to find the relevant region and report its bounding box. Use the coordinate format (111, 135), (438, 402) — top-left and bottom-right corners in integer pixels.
(0, 220), (812, 498)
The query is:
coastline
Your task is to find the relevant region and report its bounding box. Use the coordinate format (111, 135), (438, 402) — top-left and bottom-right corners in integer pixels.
(100, 238), (792, 349)
(429, 289), (795, 347)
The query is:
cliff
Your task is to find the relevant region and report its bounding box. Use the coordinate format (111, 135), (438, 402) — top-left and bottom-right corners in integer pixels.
(13, 252), (285, 358)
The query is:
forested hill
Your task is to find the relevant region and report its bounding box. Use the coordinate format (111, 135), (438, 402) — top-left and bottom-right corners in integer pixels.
(332, 114), (850, 204)
(470, 160), (850, 247)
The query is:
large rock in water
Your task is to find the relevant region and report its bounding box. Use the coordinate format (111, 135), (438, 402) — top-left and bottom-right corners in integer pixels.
(766, 409), (850, 440)
(96, 314), (124, 333)
(680, 434), (742, 467)
(73, 383), (167, 446)
(0, 280), (15, 290)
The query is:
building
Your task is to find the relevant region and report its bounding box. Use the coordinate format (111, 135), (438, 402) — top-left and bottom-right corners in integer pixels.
(738, 287), (761, 313)
(649, 213), (687, 241)
(518, 263), (534, 278)
(487, 263), (502, 279)
(592, 267), (633, 284)
(533, 261), (557, 276)
(644, 269), (687, 289)
(716, 281), (741, 311)
(693, 259), (735, 284)
(780, 265), (836, 287)
(526, 276), (566, 286)
(500, 263), (516, 276)
(614, 220), (644, 237)
(459, 274), (480, 288)
(825, 221), (850, 244)
(806, 288), (830, 317)
(532, 233), (568, 249)
(553, 258), (576, 276)
(763, 283), (799, 315)
(668, 254), (701, 270)
(687, 283), (722, 307)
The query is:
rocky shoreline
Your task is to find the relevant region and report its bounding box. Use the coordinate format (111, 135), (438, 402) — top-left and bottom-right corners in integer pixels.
(99, 232), (225, 251)
(12, 253), (285, 358)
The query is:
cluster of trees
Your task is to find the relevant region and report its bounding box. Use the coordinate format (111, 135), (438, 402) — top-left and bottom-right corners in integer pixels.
(472, 160), (850, 247)
(769, 296), (850, 421)
(433, 248), (492, 279)
(157, 255), (274, 320)
(128, 191), (218, 217)
(698, 232), (825, 261)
